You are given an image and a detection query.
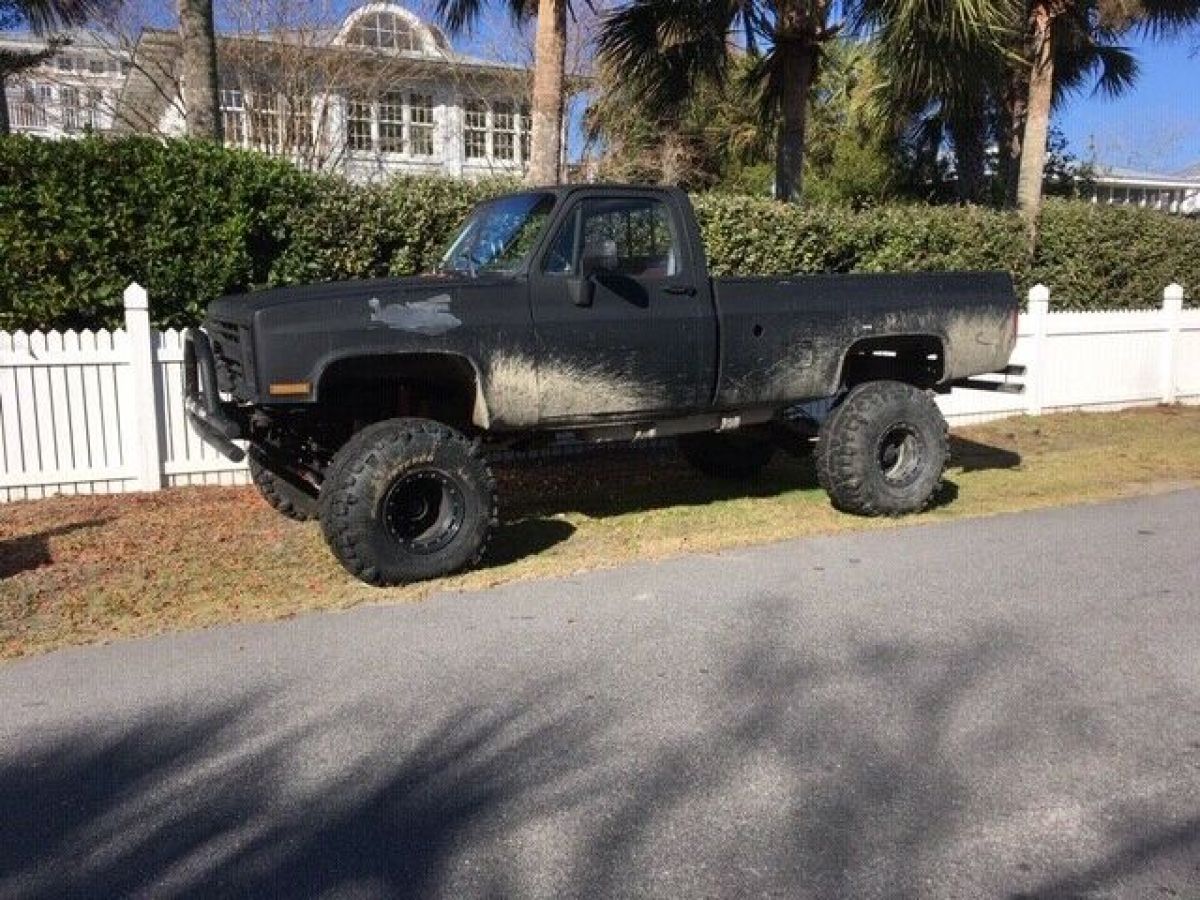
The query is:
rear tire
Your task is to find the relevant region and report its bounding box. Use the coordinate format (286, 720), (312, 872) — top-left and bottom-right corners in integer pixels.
(249, 456), (318, 522)
(319, 418), (497, 586)
(815, 380), (948, 517)
(679, 429), (776, 479)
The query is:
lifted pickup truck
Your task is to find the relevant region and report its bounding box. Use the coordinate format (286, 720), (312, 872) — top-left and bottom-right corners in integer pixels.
(186, 185), (1018, 585)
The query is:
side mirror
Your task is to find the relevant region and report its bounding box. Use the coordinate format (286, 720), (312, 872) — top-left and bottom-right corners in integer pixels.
(569, 274), (596, 308)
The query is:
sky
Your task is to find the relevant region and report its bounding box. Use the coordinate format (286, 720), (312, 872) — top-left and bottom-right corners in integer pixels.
(1055, 35), (1200, 174)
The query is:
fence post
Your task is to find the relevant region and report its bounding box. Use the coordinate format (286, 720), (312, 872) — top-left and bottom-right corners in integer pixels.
(1162, 283), (1184, 404)
(1027, 284), (1050, 416)
(122, 282), (163, 492)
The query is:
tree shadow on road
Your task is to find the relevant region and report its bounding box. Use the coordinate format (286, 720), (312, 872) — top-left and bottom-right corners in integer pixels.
(1010, 816), (1200, 900)
(0, 613), (1180, 898)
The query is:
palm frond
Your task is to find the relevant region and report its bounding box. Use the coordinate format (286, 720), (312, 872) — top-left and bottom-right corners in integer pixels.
(1127, 0), (1200, 38)
(433, 0), (537, 34)
(12, 0), (116, 33)
(596, 0), (738, 114)
(1050, 12), (1140, 104)
(1089, 43), (1140, 96)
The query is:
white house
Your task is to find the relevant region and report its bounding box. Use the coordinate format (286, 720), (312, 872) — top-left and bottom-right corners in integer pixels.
(1085, 163), (1200, 216)
(1, 3), (549, 182)
(1, 29), (129, 135)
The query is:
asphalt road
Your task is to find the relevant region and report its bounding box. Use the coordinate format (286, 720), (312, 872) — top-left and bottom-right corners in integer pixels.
(2, 490), (1199, 900)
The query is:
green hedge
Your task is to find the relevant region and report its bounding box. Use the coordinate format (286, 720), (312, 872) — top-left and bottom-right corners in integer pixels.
(0, 136), (315, 331)
(0, 135), (1195, 331)
(694, 195), (1200, 310)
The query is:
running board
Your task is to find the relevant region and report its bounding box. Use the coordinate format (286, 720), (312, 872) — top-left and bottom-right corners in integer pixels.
(947, 365), (1027, 395)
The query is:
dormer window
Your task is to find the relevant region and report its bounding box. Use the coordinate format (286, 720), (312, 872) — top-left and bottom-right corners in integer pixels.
(349, 12), (418, 51)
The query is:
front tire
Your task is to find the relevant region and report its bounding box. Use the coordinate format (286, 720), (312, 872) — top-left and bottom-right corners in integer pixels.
(319, 418), (497, 586)
(815, 380), (948, 517)
(249, 455), (318, 522)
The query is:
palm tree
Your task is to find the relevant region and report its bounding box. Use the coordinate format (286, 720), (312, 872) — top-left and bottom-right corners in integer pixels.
(0, 0), (115, 135)
(861, 0), (1014, 202)
(434, 0), (569, 185)
(598, 0), (835, 202)
(599, 0), (1008, 203)
(866, 0), (1144, 209)
(177, 0), (221, 140)
(1015, 0), (1200, 231)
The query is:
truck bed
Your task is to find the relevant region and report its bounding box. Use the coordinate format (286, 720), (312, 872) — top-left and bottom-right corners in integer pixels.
(710, 271), (1017, 408)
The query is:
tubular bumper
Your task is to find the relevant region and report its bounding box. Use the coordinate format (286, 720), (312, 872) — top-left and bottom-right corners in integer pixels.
(184, 328), (247, 463)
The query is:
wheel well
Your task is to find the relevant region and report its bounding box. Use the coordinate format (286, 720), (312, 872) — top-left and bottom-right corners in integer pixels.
(315, 353), (480, 432)
(839, 335), (944, 390)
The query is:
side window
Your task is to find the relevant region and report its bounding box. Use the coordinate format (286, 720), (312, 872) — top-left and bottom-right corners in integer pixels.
(542, 198), (681, 278)
(542, 207), (579, 275)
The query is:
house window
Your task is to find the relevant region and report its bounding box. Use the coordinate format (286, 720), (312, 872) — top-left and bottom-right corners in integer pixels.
(283, 95), (312, 151)
(520, 103), (531, 162)
(6, 83), (51, 130)
(220, 87), (246, 146)
(88, 58), (106, 74)
(83, 89), (103, 130)
(346, 96), (373, 152)
(409, 93), (434, 156)
(61, 86), (80, 132)
(493, 100), (515, 161)
(378, 91), (405, 153)
(249, 93), (282, 152)
(349, 12), (418, 51)
(464, 100), (488, 159)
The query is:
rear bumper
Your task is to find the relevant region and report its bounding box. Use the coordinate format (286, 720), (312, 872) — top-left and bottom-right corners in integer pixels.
(184, 328), (247, 462)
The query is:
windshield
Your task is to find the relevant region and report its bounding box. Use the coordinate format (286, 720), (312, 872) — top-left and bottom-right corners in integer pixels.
(438, 193), (556, 275)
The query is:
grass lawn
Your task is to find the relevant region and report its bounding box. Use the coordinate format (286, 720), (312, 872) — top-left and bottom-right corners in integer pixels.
(2, 405), (1198, 661)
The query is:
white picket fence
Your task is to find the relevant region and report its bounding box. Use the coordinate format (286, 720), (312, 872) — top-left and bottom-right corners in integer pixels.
(0, 282), (1196, 503)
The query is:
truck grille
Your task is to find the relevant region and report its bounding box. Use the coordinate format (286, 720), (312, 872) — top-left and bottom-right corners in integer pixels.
(207, 320), (254, 399)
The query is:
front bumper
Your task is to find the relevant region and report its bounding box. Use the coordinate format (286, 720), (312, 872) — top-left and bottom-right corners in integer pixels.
(184, 328), (247, 462)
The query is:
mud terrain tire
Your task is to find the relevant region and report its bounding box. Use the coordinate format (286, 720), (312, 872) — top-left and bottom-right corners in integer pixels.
(815, 380), (948, 517)
(679, 429), (776, 479)
(249, 456), (318, 521)
(319, 418), (497, 586)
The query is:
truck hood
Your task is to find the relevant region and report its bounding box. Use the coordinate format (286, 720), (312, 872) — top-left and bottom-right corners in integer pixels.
(205, 274), (487, 326)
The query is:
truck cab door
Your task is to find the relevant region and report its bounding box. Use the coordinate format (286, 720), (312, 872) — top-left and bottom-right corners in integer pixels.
(528, 194), (715, 422)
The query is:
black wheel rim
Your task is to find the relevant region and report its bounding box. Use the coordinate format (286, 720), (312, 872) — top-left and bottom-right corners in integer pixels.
(382, 470), (466, 555)
(876, 423), (923, 487)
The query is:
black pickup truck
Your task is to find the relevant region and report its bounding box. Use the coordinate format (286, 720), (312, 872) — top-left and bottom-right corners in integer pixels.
(186, 185), (1018, 585)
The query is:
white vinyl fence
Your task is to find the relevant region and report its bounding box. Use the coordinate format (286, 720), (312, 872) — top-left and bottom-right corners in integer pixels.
(0, 282), (1196, 503)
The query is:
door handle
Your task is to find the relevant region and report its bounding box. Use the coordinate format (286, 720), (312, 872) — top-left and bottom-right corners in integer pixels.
(663, 284), (697, 296)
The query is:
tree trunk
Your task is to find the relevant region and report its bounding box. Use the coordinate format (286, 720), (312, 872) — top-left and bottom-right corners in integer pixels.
(527, 0), (567, 186)
(178, 0), (222, 141)
(774, 34), (815, 203)
(1017, 5), (1055, 237)
(1000, 67), (1029, 207)
(660, 129), (686, 187)
(950, 114), (986, 203)
(0, 73), (9, 136)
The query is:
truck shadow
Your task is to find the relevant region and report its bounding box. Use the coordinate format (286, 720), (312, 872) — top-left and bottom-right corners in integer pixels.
(949, 435), (1022, 474)
(495, 446), (815, 522)
(479, 517), (577, 569)
(493, 434), (1018, 523)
